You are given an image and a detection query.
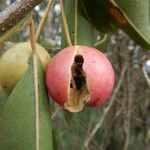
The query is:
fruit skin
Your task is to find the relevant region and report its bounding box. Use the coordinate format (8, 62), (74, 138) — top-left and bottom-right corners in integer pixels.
(0, 42), (50, 94)
(46, 46), (115, 112)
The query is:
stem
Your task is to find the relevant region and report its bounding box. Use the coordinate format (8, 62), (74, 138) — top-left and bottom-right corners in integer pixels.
(60, 0), (72, 46)
(29, 17), (40, 150)
(123, 66), (132, 150)
(94, 34), (108, 47)
(74, 0), (78, 45)
(33, 51), (40, 150)
(35, 0), (55, 41)
(29, 19), (36, 52)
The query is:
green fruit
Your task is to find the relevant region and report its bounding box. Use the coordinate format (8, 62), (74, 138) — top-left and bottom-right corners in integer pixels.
(0, 42), (50, 94)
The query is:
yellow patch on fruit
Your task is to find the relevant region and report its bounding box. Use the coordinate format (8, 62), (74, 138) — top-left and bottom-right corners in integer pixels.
(0, 42), (51, 94)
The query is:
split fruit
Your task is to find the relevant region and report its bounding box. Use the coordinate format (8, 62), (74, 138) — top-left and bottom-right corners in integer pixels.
(0, 42), (50, 94)
(46, 46), (115, 112)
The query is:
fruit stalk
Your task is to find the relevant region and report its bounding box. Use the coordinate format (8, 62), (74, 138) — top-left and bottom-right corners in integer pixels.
(29, 19), (36, 53)
(60, 0), (72, 46)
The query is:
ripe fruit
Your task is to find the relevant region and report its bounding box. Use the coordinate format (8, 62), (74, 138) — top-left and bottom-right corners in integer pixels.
(0, 42), (50, 94)
(46, 46), (115, 112)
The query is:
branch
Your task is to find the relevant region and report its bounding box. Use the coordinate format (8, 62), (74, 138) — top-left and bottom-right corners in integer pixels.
(0, 0), (44, 36)
(123, 67), (133, 150)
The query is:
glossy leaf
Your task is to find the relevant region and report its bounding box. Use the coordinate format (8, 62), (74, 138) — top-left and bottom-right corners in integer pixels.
(81, 0), (116, 33)
(109, 0), (150, 49)
(82, 0), (150, 49)
(0, 55), (53, 150)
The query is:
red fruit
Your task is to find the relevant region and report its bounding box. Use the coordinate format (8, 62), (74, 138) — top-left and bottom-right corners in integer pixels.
(46, 46), (115, 112)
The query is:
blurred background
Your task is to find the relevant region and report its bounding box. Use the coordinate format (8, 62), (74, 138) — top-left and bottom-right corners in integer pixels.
(0, 0), (150, 150)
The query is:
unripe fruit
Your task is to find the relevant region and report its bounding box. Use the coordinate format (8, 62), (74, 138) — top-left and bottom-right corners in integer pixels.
(46, 46), (115, 112)
(0, 42), (50, 94)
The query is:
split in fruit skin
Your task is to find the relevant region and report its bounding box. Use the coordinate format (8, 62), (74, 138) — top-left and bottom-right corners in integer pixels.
(66, 54), (89, 112)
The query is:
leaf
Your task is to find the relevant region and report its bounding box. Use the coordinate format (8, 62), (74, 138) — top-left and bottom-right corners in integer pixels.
(0, 54), (53, 150)
(82, 0), (150, 49)
(61, 0), (96, 48)
(52, 129), (58, 150)
(81, 0), (117, 33)
(109, 0), (150, 49)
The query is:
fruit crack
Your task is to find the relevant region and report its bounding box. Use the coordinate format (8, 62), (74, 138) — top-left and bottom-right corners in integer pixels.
(71, 55), (86, 90)
(65, 54), (89, 112)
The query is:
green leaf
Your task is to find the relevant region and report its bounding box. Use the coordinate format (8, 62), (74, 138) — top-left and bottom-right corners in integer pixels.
(81, 0), (117, 33)
(0, 55), (53, 150)
(52, 129), (58, 150)
(82, 0), (150, 49)
(61, 0), (95, 48)
(109, 0), (150, 49)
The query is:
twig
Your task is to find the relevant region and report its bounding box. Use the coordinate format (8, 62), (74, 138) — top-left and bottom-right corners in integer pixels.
(74, 0), (78, 45)
(94, 34), (108, 47)
(72, 118), (104, 150)
(29, 19), (36, 52)
(123, 67), (133, 150)
(60, 0), (72, 46)
(35, 0), (55, 41)
(121, 112), (144, 123)
(0, 0), (43, 36)
(84, 65), (127, 149)
(101, 100), (126, 142)
(51, 108), (61, 119)
(142, 66), (150, 88)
